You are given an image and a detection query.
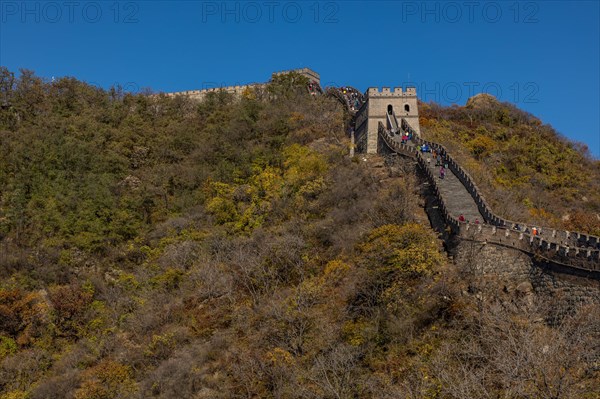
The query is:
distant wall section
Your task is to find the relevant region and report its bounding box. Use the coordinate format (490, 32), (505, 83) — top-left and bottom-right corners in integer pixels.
(164, 67), (320, 101)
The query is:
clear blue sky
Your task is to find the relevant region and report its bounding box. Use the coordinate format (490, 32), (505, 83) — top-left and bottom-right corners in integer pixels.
(1, 1), (598, 156)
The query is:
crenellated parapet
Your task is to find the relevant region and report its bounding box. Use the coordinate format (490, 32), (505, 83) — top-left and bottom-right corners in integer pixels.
(165, 83), (263, 100)
(458, 222), (600, 272)
(367, 87), (417, 97)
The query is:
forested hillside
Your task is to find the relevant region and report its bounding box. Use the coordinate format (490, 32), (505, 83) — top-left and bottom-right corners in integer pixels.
(0, 68), (598, 398)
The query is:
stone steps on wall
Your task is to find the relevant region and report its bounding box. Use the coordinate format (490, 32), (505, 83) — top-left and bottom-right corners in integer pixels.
(421, 151), (484, 223)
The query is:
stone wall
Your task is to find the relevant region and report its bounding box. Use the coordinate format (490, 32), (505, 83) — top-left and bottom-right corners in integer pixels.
(453, 240), (600, 304)
(460, 223), (600, 271)
(164, 67), (320, 101)
(354, 101), (370, 153)
(165, 84), (262, 101)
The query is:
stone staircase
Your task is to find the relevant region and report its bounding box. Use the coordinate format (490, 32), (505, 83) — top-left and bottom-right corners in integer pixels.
(420, 152), (483, 223)
(380, 126), (483, 223)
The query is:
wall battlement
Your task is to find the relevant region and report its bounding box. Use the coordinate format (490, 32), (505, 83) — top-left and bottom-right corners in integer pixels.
(165, 83), (262, 100)
(367, 87), (417, 97)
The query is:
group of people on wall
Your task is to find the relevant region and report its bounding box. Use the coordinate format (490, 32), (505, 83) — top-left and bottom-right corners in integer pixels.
(513, 224), (542, 236)
(338, 87), (364, 111)
(458, 214), (480, 225)
(307, 81), (321, 95)
(420, 145), (449, 180)
(309, 84), (364, 112)
(400, 132), (414, 144)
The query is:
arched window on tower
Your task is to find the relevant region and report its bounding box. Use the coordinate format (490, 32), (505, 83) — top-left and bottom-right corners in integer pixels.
(404, 104), (410, 113)
(387, 104), (393, 115)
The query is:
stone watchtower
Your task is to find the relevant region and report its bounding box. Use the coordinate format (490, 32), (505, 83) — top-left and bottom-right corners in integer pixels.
(272, 67), (321, 86)
(354, 87), (420, 154)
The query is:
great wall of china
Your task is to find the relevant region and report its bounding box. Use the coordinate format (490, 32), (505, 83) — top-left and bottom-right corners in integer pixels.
(165, 68), (600, 281)
(378, 122), (599, 273)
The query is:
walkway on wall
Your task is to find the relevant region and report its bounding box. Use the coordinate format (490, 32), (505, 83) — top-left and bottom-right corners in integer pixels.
(385, 129), (484, 223)
(421, 152), (484, 223)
